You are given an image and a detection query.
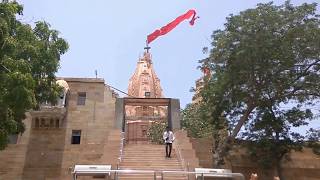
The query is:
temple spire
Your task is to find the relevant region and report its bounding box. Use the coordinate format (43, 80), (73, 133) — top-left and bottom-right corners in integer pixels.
(127, 50), (163, 98)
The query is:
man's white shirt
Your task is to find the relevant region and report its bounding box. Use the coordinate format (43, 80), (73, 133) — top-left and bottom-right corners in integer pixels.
(163, 131), (175, 143)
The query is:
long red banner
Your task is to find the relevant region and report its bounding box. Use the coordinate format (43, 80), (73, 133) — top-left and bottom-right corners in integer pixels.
(147, 9), (198, 44)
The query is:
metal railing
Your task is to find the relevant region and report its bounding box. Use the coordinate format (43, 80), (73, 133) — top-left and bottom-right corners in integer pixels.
(73, 169), (245, 180)
(116, 132), (125, 169)
(115, 132), (125, 179)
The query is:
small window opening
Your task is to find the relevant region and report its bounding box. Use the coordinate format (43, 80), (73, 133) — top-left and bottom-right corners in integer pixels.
(71, 130), (81, 144)
(77, 92), (86, 105)
(55, 119), (60, 128)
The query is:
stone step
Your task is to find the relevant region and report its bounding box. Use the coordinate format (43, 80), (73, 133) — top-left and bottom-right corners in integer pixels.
(119, 143), (186, 179)
(120, 165), (181, 167)
(118, 175), (187, 180)
(120, 161), (181, 164)
(122, 155), (179, 158)
(118, 172), (187, 180)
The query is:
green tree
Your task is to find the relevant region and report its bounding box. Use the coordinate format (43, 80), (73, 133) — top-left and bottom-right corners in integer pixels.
(0, 1), (68, 150)
(181, 103), (212, 138)
(199, 1), (320, 178)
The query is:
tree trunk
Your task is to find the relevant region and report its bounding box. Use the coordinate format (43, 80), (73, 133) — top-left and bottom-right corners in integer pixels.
(274, 131), (285, 180)
(213, 102), (255, 167)
(276, 159), (284, 180)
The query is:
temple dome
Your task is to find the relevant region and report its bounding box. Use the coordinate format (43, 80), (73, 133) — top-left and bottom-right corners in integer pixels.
(56, 79), (69, 91)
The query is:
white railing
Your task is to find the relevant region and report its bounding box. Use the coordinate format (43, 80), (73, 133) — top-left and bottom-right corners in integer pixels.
(116, 131), (125, 170)
(73, 169), (245, 180)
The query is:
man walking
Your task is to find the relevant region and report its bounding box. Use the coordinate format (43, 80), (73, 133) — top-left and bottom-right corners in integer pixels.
(163, 126), (175, 158)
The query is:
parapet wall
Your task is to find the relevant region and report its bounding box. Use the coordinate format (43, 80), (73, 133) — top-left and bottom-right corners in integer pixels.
(190, 137), (320, 180)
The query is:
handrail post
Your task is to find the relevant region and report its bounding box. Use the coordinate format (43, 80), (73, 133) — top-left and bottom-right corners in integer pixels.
(114, 170), (118, 180)
(161, 171), (164, 180)
(187, 162), (190, 180)
(201, 173), (204, 180)
(154, 171), (157, 180)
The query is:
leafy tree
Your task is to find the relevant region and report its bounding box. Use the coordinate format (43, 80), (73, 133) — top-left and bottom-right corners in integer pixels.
(147, 121), (167, 144)
(0, 1), (68, 150)
(181, 103), (212, 138)
(199, 1), (320, 178)
(306, 128), (320, 155)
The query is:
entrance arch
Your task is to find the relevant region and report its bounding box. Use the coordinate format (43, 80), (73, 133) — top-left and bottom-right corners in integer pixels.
(115, 98), (181, 143)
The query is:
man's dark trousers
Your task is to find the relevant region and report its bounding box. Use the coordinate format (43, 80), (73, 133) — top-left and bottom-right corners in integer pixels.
(165, 143), (172, 157)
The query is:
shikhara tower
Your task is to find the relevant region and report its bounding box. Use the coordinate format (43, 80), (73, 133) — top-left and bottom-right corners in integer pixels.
(127, 51), (164, 98)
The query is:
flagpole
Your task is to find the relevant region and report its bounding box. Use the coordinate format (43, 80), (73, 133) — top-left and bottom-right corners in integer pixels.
(144, 40), (150, 53)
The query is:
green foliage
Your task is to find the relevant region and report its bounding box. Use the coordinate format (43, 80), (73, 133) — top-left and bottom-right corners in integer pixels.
(198, 0), (320, 173)
(181, 103), (212, 138)
(0, 1), (68, 150)
(306, 128), (320, 155)
(147, 121), (167, 144)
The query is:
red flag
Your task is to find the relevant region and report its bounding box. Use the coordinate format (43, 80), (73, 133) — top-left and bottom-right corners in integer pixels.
(147, 9), (198, 44)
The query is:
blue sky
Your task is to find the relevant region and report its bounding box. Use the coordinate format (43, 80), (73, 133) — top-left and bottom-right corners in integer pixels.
(19, 0), (318, 109)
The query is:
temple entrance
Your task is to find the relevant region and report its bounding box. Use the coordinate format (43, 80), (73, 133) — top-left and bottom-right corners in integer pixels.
(125, 98), (168, 143)
(115, 98), (180, 144)
(126, 120), (153, 142)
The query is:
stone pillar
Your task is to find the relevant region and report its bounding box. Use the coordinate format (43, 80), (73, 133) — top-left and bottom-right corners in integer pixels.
(115, 98), (124, 131)
(169, 99), (181, 130)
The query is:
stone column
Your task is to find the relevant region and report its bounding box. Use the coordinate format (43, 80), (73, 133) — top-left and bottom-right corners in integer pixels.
(169, 99), (181, 130)
(115, 98), (125, 131)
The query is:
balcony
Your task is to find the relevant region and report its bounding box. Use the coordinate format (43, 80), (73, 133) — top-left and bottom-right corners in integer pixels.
(30, 106), (67, 129)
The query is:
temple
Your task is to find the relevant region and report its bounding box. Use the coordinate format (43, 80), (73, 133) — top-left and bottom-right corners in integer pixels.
(125, 51), (168, 142)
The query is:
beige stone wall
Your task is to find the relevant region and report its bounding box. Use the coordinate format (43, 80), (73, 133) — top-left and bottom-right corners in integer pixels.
(0, 113), (32, 180)
(190, 137), (320, 180)
(0, 78), (120, 180)
(59, 78), (119, 180)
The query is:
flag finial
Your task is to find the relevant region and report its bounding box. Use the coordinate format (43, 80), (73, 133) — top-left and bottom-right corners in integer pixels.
(144, 41), (151, 52)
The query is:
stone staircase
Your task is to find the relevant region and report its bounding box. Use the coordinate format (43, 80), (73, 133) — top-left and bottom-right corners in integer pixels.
(118, 143), (188, 180)
(174, 130), (200, 171)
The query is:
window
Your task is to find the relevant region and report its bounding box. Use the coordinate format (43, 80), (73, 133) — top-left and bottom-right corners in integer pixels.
(145, 92), (150, 97)
(50, 119), (54, 127)
(35, 118), (40, 128)
(71, 130), (81, 144)
(77, 92), (86, 105)
(55, 119), (60, 128)
(40, 118), (46, 128)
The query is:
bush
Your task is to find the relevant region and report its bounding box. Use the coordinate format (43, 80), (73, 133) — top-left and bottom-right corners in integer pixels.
(147, 121), (167, 144)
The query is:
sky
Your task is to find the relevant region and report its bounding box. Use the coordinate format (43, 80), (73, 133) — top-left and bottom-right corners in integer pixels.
(18, 0), (318, 109)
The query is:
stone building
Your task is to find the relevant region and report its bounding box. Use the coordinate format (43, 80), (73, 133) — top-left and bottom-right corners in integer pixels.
(0, 78), (121, 179)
